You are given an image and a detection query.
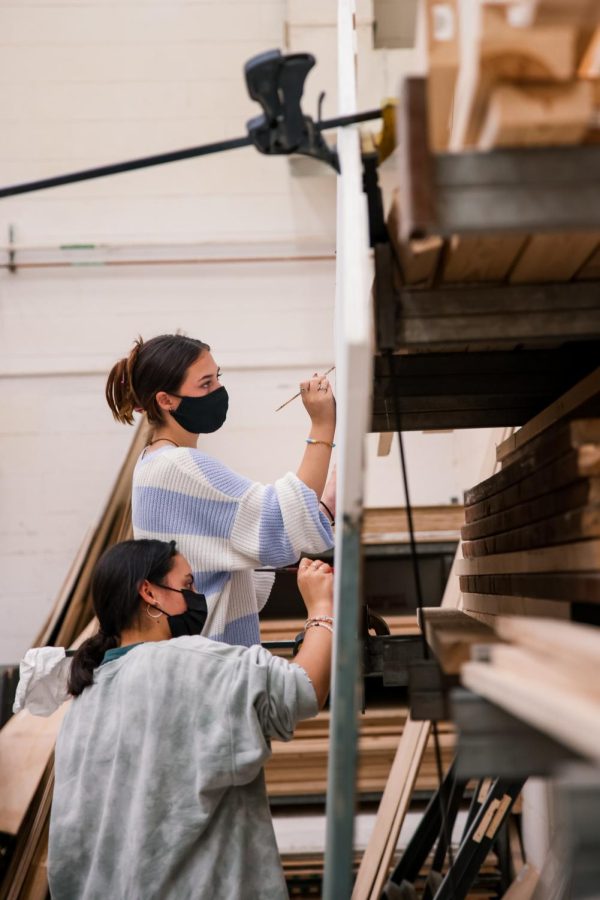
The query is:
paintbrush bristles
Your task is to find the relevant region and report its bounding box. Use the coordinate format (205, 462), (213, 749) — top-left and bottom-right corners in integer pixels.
(274, 366), (336, 412)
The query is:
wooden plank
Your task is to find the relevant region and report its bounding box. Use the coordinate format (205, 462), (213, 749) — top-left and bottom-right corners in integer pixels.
(457, 539), (600, 574)
(478, 80), (594, 150)
(421, 607), (499, 673)
(465, 446), (600, 524)
(496, 370), (600, 463)
(461, 592), (571, 619)
(577, 243), (600, 279)
(450, 5), (578, 150)
(460, 572), (600, 603)
(394, 282), (600, 350)
(467, 420), (600, 504)
(509, 232), (600, 283)
(462, 478), (600, 541)
(461, 661), (600, 763)
(377, 433), (393, 456)
(462, 504), (600, 557)
(487, 643), (600, 699)
(352, 718), (431, 900)
(0, 707), (67, 836)
(494, 615), (600, 671)
(387, 191), (443, 286)
(503, 864), (540, 900)
(442, 233), (527, 283)
(362, 505), (464, 544)
(396, 78), (437, 241)
(425, 0), (460, 152)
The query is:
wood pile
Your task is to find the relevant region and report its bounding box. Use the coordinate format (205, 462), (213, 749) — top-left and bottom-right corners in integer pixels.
(457, 370), (600, 619)
(0, 424), (146, 900)
(266, 708), (454, 799)
(425, 0), (600, 153)
(383, 1), (600, 291)
(462, 615), (600, 763)
(262, 615), (455, 798)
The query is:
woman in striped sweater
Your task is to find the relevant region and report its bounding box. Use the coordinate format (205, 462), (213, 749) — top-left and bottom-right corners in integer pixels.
(105, 334), (336, 647)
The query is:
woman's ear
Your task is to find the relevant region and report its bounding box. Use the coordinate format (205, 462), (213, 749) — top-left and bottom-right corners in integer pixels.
(138, 579), (156, 605)
(155, 391), (174, 413)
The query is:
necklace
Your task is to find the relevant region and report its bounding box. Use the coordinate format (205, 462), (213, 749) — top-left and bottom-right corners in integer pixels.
(146, 438), (179, 448)
(142, 438), (180, 458)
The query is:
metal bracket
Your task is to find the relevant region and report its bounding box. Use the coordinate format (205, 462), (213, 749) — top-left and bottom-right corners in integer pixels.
(364, 634), (426, 686)
(452, 688), (580, 779)
(244, 49), (340, 173)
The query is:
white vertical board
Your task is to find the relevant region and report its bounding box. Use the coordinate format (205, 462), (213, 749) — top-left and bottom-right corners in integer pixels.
(323, 1), (373, 897)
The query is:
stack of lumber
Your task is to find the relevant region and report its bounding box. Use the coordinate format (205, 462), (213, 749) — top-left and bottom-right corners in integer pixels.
(462, 615), (600, 764)
(361, 505), (464, 544)
(425, 0), (600, 153)
(457, 369), (600, 621)
(265, 707), (454, 798)
(383, 1), (600, 291)
(261, 614), (455, 798)
(0, 424), (146, 900)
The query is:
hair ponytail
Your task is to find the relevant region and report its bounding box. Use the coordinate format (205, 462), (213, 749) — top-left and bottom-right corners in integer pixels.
(105, 334), (210, 426)
(68, 631), (119, 697)
(105, 337), (144, 425)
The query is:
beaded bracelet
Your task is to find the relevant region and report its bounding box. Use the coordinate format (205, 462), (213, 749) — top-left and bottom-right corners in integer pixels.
(305, 615), (334, 627)
(304, 621), (334, 635)
(306, 438), (336, 449)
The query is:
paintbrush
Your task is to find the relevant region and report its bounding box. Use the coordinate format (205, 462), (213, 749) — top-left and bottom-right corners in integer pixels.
(274, 366), (336, 412)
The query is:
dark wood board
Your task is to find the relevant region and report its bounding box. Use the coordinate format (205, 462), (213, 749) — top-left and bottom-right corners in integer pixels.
(461, 479), (600, 542)
(465, 447), (600, 524)
(460, 572), (600, 604)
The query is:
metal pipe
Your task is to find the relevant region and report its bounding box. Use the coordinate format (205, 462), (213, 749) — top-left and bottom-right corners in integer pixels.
(0, 253), (335, 271)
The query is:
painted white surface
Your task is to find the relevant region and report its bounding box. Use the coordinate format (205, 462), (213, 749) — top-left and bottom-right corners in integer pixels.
(1, 0), (493, 663)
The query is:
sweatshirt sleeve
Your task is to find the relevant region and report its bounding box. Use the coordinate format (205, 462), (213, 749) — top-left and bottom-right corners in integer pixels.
(154, 450), (334, 570)
(227, 645), (319, 785)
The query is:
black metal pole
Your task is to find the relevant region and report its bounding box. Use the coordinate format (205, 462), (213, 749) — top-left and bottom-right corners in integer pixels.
(0, 109), (382, 200)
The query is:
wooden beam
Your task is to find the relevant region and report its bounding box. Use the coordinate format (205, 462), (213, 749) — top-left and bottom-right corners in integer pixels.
(425, 0), (460, 152)
(421, 607), (499, 674)
(465, 446), (600, 524)
(457, 539), (600, 574)
(464, 522), (591, 557)
(461, 478), (600, 542)
(442, 233), (527, 282)
(494, 615), (600, 671)
(478, 81), (594, 150)
(467, 420), (600, 504)
(496, 369), (600, 463)
(509, 232), (600, 283)
(461, 660), (600, 763)
(352, 718), (431, 899)
(460, 572), (600, 603)
(461, 592), (571, 619)
(450, 5), (578, 150)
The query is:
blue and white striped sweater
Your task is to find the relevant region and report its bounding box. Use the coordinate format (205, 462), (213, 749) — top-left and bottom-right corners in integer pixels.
(132, 447), (334, 646)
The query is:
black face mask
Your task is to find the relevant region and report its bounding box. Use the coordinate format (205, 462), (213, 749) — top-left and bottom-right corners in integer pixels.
(169, 386), (229, 434)
(155, 585), (208, 638)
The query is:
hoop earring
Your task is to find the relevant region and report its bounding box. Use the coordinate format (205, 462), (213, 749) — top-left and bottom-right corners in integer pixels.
(145, 603), (163, 622)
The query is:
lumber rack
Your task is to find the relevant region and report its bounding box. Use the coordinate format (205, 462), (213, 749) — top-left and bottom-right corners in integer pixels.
(370, 77), (600, 433)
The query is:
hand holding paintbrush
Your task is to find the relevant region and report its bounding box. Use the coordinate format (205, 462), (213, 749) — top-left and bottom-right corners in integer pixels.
(275, 366), (336, 412)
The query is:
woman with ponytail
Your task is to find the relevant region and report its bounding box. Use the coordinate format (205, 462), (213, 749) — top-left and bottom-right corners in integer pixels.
(43, 539), (334, 899)
(105, 333), (336, 647)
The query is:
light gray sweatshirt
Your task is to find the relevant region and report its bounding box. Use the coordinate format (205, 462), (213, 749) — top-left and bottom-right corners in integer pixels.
(47, 636), (319, 900)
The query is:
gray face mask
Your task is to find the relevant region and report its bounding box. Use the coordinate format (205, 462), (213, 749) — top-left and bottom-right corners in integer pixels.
(153, 585), (208, 638)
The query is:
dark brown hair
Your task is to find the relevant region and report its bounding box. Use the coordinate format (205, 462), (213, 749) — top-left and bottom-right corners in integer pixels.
(105, 334), (210, 426)
(68, 539), (178, 697)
